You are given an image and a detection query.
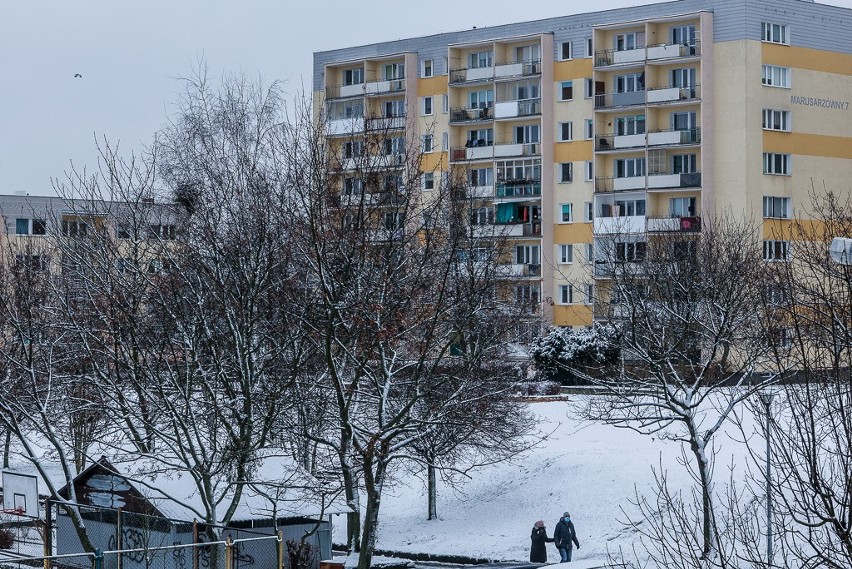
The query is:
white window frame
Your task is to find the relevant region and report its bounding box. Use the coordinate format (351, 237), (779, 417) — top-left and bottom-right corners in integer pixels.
(560, 41), (573, 61)
(515, 244), (540, 265)
(585, 243), (594, 264)
(558, 244), (574, 264)
(558, 284), (574, 305)
(442, 132), (449, 152)
(761, 22), (789, 45)
(559, 162), (573, 183)
(442, 94), (449, 113)
(584, 119), (594, 140)
(763, 240), (790, 261)
(670, 196), (696, 217)
(422, 172), (435, 190)
(762, 108), (792, 132)
(559, 203), (574, 223)
(584, 202), (593, 222)
(585, 283), (594, 305)
(470, 50), (493, 69)
(584, 78), (593, 99)
(422, 134), (435, 153)
(559, 81), (574, 102)
(422, 96), (433, 116)
(558, 121), (574, 142)
(586, 38), (593, 58)
(762, 65), (791, 88)
(422, 59), (434, 78)
(763, 153), (792, 175)
(585, 161), (594, 182)
(763, 196), (791, 219)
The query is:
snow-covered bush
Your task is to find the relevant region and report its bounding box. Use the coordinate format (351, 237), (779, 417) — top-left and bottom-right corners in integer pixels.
(529, 324), (620, 379)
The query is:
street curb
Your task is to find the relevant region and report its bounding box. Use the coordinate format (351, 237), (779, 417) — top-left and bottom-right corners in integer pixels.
(332, 545), (512, 565)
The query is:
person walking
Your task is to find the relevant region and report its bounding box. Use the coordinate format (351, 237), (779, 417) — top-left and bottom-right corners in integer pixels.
(530, 520), (553, 563)
(553, 512), (580, 562)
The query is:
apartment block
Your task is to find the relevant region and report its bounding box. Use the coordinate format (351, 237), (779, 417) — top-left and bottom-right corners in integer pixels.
(313, 0), (852, 330)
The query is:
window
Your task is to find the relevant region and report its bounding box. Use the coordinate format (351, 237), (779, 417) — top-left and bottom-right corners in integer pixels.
(116, 225), (131, 239)
(470, 206), (494, 225)
(615, 241), (646, 262)
(766, 327), (791, 349)
(560, 81), (574, 101)
(467, 128), (493, 146)
(469, 168), (493, 187)
(149, 224), (176, 240)
(586, 38), (593, 58)
(671, 25), (696, 48)
(558, 244), (573, 264)
(670, 197), (696, 217)
(15, 218), (30, 235)
(585, 243), (594, 263)
(762, 22), (789, 45)
(763, 240), (789, 261)
(469, 50), (493, 69)
(615, 115), (645, 136)
(560, 203), (574, 223)
(469, 89), (494, 108)
(615, 73), (645, 93)
(559, 163), (573, 183)
(585, 284), (594, 305)
(32, 219), (46, 235)
(671, 68), (697, 88)
(584, 78), (593, 98)
(762, 65), (790, 88)
(384, 212), (403, 231)
(615, 157), (646, 178)
(585, 161), (594, 181)
(343, 177), (363, 196)
(344, 140), (364, 158)
(384, 136), (406, 155)
(515, 284), (540, 305)
(442, 132), (449, 151)
(763, 153), (792, 175)
(671, 111), (697, 131)
(422, 172), (435, 190)
(558, 284), (574, 304)
(422, 134), (434, 153)
(560, 41), (573, 60)
(422, 59), (433, 78)
(442, 94), (449, 113)
(672, 154), (697, 174)
(383, 63), (404, 80)
(602, 198), (646, 217)
(763, 196), (791, 218)
(344, 67), (364, 86)
(559, 121), (573, 142)
(384, 99), (405, 118)
(496, 158), (540, 182)
(515, 44), (540, 64)
(762, 109), (791, 131)
(422, 96), (433, 115)
(585, 202), (593, 222)
(584, 119), (594, 140)
(15, 254), (48, 272)
(514, 124), (540, 144)
(511, 79), (539, 101)
(62, 219), (88, 237)
(516, 245), (540, 265)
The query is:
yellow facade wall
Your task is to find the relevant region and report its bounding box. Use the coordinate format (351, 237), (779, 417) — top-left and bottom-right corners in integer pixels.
(553, 59), (593, 80)
(762, 43), (852, 76)
(552, 304), (593, 327)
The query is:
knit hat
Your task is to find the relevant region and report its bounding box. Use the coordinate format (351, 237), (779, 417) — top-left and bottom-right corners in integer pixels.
(534, 520), (545, 528)
(563, 512), (570, 518)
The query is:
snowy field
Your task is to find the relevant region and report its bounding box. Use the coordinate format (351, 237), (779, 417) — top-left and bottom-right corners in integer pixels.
(334, 399), (754, 565)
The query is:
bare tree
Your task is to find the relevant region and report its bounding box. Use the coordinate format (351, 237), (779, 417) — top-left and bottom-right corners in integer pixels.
(569, 218), (774, 562)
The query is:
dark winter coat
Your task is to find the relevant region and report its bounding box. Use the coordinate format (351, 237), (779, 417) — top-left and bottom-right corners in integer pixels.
(553, 518), (580, 550)
(530, 527), (553, 562)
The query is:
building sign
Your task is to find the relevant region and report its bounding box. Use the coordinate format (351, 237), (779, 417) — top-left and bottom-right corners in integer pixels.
(791, 95), (849, 110)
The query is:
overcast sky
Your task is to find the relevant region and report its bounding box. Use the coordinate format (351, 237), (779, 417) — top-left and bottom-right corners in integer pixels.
(2, 0), (851, 195)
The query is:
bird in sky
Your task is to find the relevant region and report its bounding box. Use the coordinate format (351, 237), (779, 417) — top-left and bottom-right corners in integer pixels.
(74, 73), (82, 78)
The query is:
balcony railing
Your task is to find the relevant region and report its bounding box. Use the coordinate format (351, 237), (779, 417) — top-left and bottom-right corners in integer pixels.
(364, 78), (406, 96)
(647, 216), (702, 232)
(495, 180), (542, 198)
(595, 132), (646, 151)
(594, 40), (701, 68)
(594, 176), (646, 193)
(647, 172), (702, 190)
(494, 98), (541, 119)
(365, 115), (406, 131)
(325, 83), (366, 99)
(449, 66), (494, 85)
(494, 59), (542, 79)
(594, 90), (646, 110)
(646, 84), (701, 104)
(647, 127), (701, 146)
(449, 106), (493, 123)
(496, 263), (542, 278)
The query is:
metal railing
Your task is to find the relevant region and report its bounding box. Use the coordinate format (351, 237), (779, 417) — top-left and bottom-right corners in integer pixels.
(646, 216), (702, 232)
(449, 106), (493, 123)
(495, 181), (542, 198)
(594, 40), (701, 67)
(647, 127), (701, 145)
(646, 83), (701, 103)
(594, 90), (646, 109)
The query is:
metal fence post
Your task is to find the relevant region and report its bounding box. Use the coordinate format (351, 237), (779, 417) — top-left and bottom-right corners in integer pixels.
(94, 548), (103, 569)
(225, 537), (233, 569)
(44, 499), (53, 569)
(277, 531), (284, 569)
(192, 520), (199, 569)
(117, 508), (123, 569)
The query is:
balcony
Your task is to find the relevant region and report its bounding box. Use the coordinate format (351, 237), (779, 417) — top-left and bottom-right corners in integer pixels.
(495, 180), (542, 199)
(494, 60), (541, 79)
(596, 133), (646, 151)
(364, 78), (406, 96)
(326, 117), (364, 136)
(497, 263), (542, 278)
(466, 185), (494, 199)
(647, 216), (702, 232)
(494, 98), (541, 119)
(647, 172), (701, 190)
(470, 221), (541, 238)
(594, 215), (646, 235)
(594, 90), (646, 110)
(647, 127), (701, 147)
(449, 106), (493, 124)
(595, 176), (646, 193)
(647, 84), (701, 104)
(365, 115), (406, 131)
(449, 66), (494, 85)
(325, 83), (366, 99)
(594, 41), (701, 68)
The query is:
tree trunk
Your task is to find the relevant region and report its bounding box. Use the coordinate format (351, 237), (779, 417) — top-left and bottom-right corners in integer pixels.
(356, 458), (387, 569)
(427, 460), (437, 520)
(689, 433), (716, 560)
(339, 451), (361, 552)
(2, 430), (10, 469)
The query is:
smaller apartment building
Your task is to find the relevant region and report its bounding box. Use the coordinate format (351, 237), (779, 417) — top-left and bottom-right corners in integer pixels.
(315, 0), (852, 333)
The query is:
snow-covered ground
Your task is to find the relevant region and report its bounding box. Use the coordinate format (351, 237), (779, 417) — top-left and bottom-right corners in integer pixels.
(334, 399), (753, 565)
